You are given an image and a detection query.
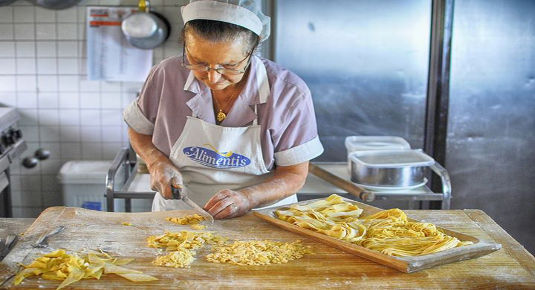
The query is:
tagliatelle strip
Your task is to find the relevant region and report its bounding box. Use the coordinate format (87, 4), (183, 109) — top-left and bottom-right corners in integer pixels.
(166, 214), (206, 225)
(13, 249), (157, 289)
(152, 248), (196, 268)
(147, 231), (311, 268)
(206, 240), (312, 266)
(146, 231), (226, 251)
(275, 194), (473, 257)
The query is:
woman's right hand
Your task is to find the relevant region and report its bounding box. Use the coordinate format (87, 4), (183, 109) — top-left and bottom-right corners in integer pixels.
(147, 160), (183, 199)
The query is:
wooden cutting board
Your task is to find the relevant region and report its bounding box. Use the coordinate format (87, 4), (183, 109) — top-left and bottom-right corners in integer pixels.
(254, 197), (501, 273)
(1, 206), (533, 289)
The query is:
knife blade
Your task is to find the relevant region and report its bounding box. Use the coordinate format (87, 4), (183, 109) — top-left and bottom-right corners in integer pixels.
(0, 234), (18, 262)
(170, 185), (214, 224)
(32, 226), (65, 248)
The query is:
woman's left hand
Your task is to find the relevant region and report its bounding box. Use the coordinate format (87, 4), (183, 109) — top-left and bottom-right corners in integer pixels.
(204, 189), (251, 219)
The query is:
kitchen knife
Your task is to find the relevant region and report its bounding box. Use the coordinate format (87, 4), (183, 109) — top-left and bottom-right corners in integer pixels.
(32, 225), (65, 248)
(0, 234), (18, 262)
(170, 185), (214, 224)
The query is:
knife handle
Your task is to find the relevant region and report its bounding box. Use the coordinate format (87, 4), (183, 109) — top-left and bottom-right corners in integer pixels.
(170, 185), (182, 200)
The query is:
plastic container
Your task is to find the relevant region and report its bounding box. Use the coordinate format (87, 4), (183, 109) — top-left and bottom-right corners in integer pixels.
(349, 150), (435, 188)
(345, 136), (411, 155)
(58, 161), (124, 211)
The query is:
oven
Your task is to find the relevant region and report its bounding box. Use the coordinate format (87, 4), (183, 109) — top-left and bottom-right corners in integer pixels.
(0, 108), (27, 217)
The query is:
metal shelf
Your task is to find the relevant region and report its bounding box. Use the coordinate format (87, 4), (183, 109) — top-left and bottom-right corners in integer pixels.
(307, 162), (451, 209)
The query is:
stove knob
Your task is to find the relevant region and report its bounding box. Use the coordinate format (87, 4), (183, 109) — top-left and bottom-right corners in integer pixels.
(22, 157), (39, 168)
(13, 129), (22, 139)
(7, 129), (17, 143)
(3, 132), (13, 146)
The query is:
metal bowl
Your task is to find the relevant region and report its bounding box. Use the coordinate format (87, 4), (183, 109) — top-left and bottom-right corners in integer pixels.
(349, 150), (434, 188)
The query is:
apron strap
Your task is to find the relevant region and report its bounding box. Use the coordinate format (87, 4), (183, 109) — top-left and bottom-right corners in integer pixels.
(253, 104), (258, 126)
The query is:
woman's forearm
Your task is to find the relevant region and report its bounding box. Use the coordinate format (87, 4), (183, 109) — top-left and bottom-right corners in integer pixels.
(128, 128), (169, 170)
(239, 162), (309, 208)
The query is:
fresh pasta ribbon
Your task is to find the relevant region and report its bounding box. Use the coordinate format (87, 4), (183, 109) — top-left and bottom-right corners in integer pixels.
(275, 194), (473, 257)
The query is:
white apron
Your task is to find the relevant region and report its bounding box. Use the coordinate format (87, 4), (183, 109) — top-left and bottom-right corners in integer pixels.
(152, 104), (297, 211)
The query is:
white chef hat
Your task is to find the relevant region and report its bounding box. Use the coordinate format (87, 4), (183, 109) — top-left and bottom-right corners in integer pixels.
(181, 0), (271, 42)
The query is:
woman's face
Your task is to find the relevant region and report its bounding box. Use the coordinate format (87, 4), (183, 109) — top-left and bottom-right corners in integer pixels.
(184, 31), (251, 91)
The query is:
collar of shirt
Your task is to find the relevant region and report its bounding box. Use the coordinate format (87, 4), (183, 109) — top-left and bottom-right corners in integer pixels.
(183, 56), (271, 126)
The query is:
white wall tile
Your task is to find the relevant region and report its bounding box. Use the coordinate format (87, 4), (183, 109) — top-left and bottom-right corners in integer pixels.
(11, 207), (44, 218)
(101, 81), (121, 92)
(13, 6), (34, 23)
(16, 92), (38, 108)
(14, 24), (35, 40)
(101, 126), (122, 142)
(102, 142), (123, 159)
(81, 126), (101, 142)
(59, 109), (80, 126)
(80, 92), (100, 108)
(57, 24), (77, 40)
(40, 142), (61, 160)
(16, 58), (36, 74)
(38, 109), (59, 125)
(101, 109), (122, 126)
(36, 23), (56, 40)
(40, 160), (61, 176)
(79, 78), (100, 91)
(0, 94), (17, 107)
(0, 58), (16, 74)
(60, 126), (80, 142)
(0, 76), (16, 91)
(60, 142), (81, 159)
(78, 40), (86, 57)
(15, 41), (35, 57)
(12, 190), (43, 207)
(38, 93), (58, 109)
(0, 42), (15, 57)
(81, 142), (102, 159)
(57, 41), (77, 57)
(0, 7), (14, 24)
(101, 93), (121, 109)
(5, 2), (175, 211)
(37, 75), (58, 91)
(37, 58), (57, 74)
(35, 7), (56, 23)
(57, 8), (78, 23)
(18, 109), (38, 125)
(39, 126), (60, 142)
(58, 58), (79, 74)
(16, 75), (37, 92)
(59, 92), (79, 108)
(77, 7), (86, 23)
(43, 190), (63, 207)
(0, 24), (14, 40)
(19, 126), (39, 141)
(77, 23), (84, 41)
(36, 41), (57, 57)
(80, 109), (100, 126)
(20, 175), (42, 192)
(59, 75), (79, 91)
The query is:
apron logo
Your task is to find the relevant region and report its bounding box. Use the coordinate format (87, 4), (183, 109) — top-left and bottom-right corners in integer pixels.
(183, 144), (251, 169)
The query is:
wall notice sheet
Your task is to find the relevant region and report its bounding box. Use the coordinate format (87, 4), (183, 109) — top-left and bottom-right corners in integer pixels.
(87, 7), (153, 82)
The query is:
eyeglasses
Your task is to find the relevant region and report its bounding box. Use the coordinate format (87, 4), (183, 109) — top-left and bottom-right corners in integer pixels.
(181, 43), (253, 76)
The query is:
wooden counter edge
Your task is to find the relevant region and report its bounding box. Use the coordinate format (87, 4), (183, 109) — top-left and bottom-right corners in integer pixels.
(463, 209), (535, 276)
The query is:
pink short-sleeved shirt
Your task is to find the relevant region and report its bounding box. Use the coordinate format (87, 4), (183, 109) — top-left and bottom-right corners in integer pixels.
(123, 55), (323, 169)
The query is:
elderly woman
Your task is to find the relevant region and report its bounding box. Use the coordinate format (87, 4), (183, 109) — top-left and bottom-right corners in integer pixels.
(123, 0), (323, 219)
